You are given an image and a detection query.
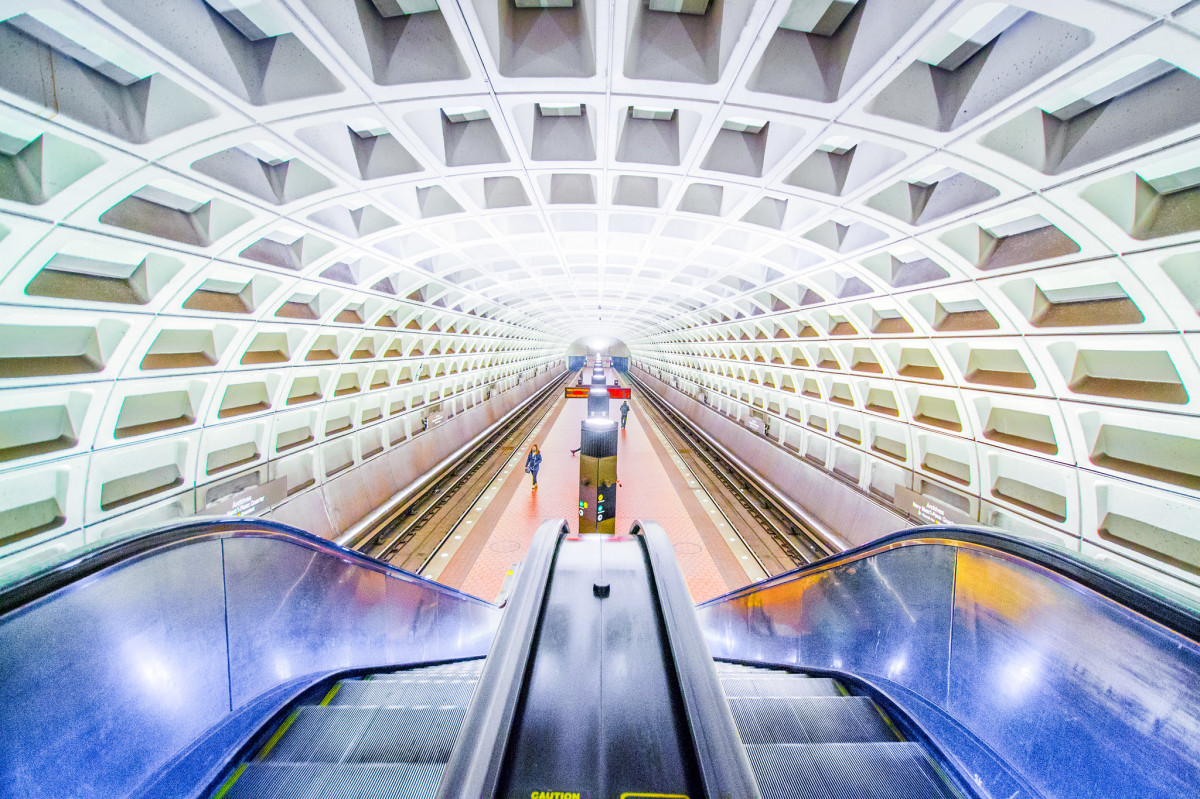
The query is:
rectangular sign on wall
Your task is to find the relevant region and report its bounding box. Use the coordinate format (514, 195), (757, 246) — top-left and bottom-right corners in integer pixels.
(203, 477), (287, 518)
(894, 485), (976, 526)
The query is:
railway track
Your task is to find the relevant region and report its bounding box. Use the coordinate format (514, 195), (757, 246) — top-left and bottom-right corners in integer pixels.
(356, 367), (825, 582)
(634, 379), (827, 575)
(360, 375), (566, 572)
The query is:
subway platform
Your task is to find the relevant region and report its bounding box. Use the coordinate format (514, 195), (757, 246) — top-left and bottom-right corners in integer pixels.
(424, 368), (765, 603)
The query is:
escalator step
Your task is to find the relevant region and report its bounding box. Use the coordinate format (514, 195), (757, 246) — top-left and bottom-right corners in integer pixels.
(715, 663), (783, 673)
(400, 661), (484, 677)
(789, 698), (896, 744)
(217, 763), (335, 799)
(260, 707), (377, 764)
(220, 763), (445, 799)
(729, 697), (895, 744)
(729, 697), (811, 744)
(741, 743), (828, 798)
(721, 676), (842, 697)
(359, 675), (478, 686)
(345, 707), (467, 764)
(317, 763), (445, 798)
(745, 743), (955, 799)
(326, 679), (476, 707)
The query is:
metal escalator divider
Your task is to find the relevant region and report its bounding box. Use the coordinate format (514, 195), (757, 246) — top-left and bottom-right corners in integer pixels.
(493, 530), (704, 799)
(637, 521), (763, 799)
(443, 520), (752, 799)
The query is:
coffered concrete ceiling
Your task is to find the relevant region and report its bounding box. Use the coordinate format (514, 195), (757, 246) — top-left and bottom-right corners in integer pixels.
(2, 0), (1199, 595)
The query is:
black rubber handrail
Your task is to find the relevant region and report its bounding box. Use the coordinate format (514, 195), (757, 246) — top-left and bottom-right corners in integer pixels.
(435, 519), (566, 799)
(698, 524), (1200, 643)
(635, 520), (762, 799)
(0, 517), (495, 618)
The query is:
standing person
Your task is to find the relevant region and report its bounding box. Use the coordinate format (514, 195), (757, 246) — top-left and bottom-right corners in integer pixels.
(619, 400), (631, 430)
(525, 444), (542, 490)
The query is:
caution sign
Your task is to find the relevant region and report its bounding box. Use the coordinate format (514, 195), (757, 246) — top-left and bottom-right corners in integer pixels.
(530, 792), (582, 799)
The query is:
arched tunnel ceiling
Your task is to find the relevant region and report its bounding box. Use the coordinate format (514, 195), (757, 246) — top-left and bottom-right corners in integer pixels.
(2, 0), (1200, 593)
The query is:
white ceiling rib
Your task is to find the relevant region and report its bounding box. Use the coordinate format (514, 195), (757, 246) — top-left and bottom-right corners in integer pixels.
(0, 0), (1198, 597)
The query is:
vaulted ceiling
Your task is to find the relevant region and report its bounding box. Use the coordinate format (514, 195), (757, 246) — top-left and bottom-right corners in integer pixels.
(2, 0), (1199, 594)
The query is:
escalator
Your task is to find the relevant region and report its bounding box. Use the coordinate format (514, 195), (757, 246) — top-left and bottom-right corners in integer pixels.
(2, 517), (1198, 798)
(214, 660), (485, 799)
(199, 520), (964, 799)
(716, 663), (955, 799)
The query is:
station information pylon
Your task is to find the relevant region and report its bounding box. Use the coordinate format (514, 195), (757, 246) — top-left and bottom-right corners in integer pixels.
(577, 418), (618, 535)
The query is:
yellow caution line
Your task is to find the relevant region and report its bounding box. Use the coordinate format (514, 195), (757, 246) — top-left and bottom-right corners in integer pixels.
(872, 699), (906, 742)
(619, 793), (690, 798)
(318, 683), (341, 706)
(255, 709), (300, 760)
(210, 764), (247, 799)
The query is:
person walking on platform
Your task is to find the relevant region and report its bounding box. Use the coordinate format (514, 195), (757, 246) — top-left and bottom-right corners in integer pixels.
(619, 400), (631, 430)
(525, 444), (542, 490)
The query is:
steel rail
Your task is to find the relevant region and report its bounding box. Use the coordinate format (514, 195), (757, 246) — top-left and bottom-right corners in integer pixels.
(633, 373), (829, 565)
(634, 388), (776, 575)
(630, 371), (848, 555)
(409, 377), (564, 573)
(336, 370), (569, 551)
(642, 389), (812, 568)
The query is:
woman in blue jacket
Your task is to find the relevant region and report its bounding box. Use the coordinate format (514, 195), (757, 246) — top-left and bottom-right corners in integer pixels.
(525, 444), (542, 490)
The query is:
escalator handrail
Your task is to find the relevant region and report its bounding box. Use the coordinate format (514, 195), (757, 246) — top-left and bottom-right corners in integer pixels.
(434, 519), (567, 799)
(0, 516), (496, 618)
(634, 520), (762, 799)
(696, 524), (1200, 643)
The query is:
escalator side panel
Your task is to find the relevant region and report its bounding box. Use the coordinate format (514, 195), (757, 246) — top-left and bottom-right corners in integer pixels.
(814, 544), (958, 701)
(702, 543), (958, 699)
(700, 541), (1200, 798)
(224, 538), (389, 707)
(222, 538), (497, 707)
(0, 532), (500, 799)
(947, 546), (1200, 798)
(0, 540), (230, 799)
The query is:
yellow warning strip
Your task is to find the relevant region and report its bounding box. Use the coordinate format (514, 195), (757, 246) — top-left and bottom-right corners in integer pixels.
(619, 793), (690, 798)
(255, 709), (300, 760)
(872, 699), (906, 742)
(210, 764), (247, 799)
(318, 684), (341, 706)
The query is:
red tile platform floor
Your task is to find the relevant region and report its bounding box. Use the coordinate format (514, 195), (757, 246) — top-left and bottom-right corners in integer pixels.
(448, 380), (741, 604)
